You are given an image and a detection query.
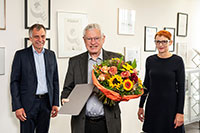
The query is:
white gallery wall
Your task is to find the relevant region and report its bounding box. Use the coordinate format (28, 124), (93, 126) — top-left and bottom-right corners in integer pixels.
(0, 0), (200, 132)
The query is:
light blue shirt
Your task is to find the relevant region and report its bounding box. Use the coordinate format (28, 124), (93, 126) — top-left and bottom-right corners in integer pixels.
(86, 49), (104, 117)
(32, 46), (48, 95)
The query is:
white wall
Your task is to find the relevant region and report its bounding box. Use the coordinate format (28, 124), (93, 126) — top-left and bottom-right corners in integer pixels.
(0, 0), (200, 132)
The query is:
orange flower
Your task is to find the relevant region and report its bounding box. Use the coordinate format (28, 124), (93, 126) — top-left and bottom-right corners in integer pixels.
(109, 66), (118, 75)
(98, 74), (106, 81)
(133, 69), (137, 75)
(120, 71), (131, 78)
(101, 66), (110, 73)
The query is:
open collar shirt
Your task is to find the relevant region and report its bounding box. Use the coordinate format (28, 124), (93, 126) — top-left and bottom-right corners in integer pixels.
(86, 49), (104, 117)
(32, 46), (48, 95)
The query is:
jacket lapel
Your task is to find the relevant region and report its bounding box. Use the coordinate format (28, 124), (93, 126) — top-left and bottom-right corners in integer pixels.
(79, 52), (88, 83)
(44, 50), (49, 82)
(103, 49), (108, 60)
(27, 46), (37, 76)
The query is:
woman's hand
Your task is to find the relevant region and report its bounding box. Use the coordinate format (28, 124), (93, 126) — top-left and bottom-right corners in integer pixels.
(137, 108), (145, 122)
(174, 113), (184, 128)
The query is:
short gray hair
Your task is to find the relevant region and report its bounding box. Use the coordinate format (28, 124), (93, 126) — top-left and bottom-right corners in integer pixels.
(83, 23), (104, 37)
(29, 24), (46, 38)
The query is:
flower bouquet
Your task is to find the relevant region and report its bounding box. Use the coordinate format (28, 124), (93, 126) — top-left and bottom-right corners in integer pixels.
(92, 57), (144, 106)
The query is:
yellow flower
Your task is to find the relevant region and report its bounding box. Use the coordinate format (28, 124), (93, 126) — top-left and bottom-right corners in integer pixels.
(138, 78), (143, 88)
(122, 63), (133, 73)
(112, 58), (120, 61)
(138, 78), (142, 84)
(123, 79), (133, 91)
(108, 75), (123, 89)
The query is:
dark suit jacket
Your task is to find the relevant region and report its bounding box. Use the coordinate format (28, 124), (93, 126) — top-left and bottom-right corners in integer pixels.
(61, 49), (122, 133)
(10, 46), (59, 112)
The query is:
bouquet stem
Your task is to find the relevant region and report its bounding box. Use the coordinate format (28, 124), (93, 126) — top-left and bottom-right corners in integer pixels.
(98, 91), (116, 106)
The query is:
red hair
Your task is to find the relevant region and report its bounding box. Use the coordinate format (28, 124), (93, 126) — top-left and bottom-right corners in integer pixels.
(154, 30), (172, 40)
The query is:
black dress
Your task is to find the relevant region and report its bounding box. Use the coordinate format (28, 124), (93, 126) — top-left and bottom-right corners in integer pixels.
(139, 54), (185, 133)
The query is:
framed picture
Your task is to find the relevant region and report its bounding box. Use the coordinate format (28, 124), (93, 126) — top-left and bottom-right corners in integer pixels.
(164, 27), (175, 52)
(25, 0), (50, 29)
(124, 47), (140, 70)
(0, 47), (5, 75)
(176, 42), (187, 64)
(24, 38), (50, 50)
(57, 11), (88, 58)
(118, 8), (136, 35)
(0, 0), (6, 30)
(144, 26), (157, 52)
(177, 12), (188, 37)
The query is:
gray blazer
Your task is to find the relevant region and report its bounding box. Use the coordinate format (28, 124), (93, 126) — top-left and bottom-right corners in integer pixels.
(61, 49), (122, 133)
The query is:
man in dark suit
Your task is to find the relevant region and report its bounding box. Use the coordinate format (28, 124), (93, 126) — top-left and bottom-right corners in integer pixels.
(61, 23), (122, 133)
(10, 24), (59, 133)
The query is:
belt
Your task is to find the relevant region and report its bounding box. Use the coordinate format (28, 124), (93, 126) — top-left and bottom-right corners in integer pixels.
(86, 115), (105, 122)
(35, 93), (48, 99)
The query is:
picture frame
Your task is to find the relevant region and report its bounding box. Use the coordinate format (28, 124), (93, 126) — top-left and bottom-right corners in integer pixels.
(177, 12), (188, 37)
(57, 11), (88, 58)
(0, 47), (5, 75)
(24, 38), (50, 50)
(124, 47), (140, 70)
(144, 26), (157, 52)
(118, 8), (136, 35)
(25, 0), (50, 29)
(164, 27), (175, 52)
(176, 42), (187, 64)
(0, 0), (6, 30)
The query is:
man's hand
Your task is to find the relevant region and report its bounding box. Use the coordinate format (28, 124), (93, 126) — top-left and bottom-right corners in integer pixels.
(51, 106), (59, 118)
(61, 98), (69, 105)
(15, 108), (27, 121)
(174, 113), (184, 128)
(137, 108), (145, 122)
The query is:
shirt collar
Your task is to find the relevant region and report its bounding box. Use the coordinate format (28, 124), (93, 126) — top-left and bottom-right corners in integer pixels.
(32, 45), (45, 54)
(88, 49), (103, 61)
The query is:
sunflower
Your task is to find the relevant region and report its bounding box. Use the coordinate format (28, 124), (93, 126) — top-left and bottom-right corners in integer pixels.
(123, 79), (133, 91)
(108, 75), (123, 89)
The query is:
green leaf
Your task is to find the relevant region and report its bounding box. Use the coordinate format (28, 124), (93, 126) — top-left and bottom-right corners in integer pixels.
(117, 56), (124, 69)
(132, 59), (137, 69)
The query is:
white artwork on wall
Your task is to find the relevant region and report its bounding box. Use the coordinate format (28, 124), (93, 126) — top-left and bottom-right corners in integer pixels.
(124, 47), (140, 70)
(0, 47), (5, 75)
(0, 0), (6, 30)
(176, 42), (187, 65)
(25, 0), (50, 29)
(57, 11), (88, 57)
(118, 8), (136, 35)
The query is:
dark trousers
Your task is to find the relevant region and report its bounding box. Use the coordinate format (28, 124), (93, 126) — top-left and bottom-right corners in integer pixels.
(85, 116), (107, 133)
(20, 96), (51, 133)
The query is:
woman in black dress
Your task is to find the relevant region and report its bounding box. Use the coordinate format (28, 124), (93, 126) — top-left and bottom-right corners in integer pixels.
(138, 30), (185, 133)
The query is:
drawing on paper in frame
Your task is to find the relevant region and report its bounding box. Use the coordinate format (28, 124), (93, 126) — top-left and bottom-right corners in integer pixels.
(0, 47), (5, 75)
(144, 26), (157, 52)
(177, 12), (188, 37)
(0, 0), (6, 30)
(57, 12), (88, 58)
(118, 8), (136, 35)
(25, 0), (50, 29)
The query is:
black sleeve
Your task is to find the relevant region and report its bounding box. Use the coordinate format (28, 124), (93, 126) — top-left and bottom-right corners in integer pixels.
(139, 58), (150, 108)
(176, 58), (185, 114)
(10, 51), (22, 111)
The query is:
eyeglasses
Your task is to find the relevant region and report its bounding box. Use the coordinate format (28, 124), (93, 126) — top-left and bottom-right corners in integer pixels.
(154, 40), (170, 45)
(85, 37), (101, 42)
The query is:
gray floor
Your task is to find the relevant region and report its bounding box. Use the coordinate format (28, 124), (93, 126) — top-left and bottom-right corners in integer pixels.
(185, 122), (200, 133)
